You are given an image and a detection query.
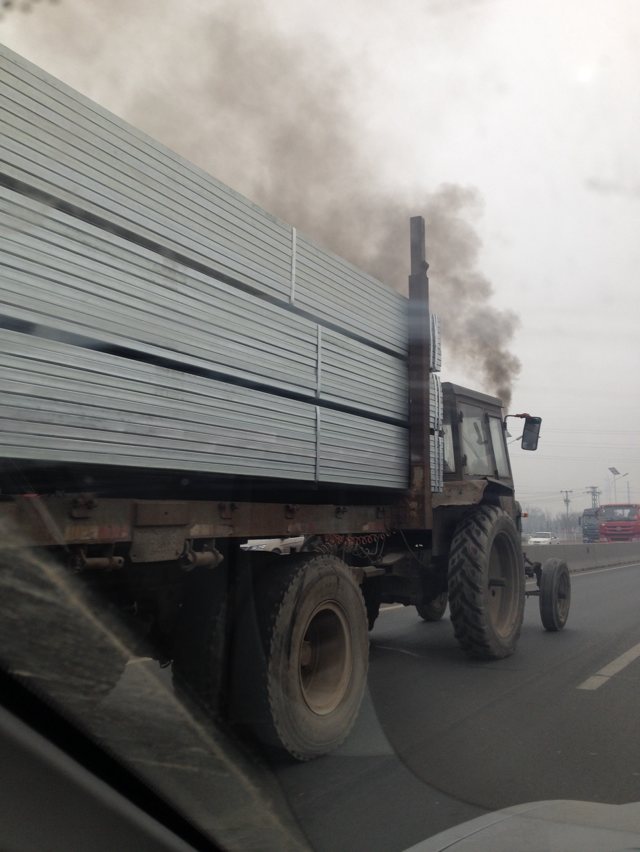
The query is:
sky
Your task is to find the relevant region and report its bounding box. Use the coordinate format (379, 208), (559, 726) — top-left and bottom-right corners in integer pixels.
(2, 0), (639, 516)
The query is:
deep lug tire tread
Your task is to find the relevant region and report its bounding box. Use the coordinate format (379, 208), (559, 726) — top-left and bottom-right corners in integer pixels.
(448, 505), (525, 660)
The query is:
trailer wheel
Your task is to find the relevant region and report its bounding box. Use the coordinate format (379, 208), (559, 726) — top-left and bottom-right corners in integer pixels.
(539, 558), (571, 631)
(249, 554), (369, 761)
(448, 505), (525, 660)
(172, 567), (227, 714)
(416, 592), (448, 622)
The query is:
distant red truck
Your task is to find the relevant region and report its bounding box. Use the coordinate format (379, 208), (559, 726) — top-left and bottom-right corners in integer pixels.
(598, 504), (640, 542)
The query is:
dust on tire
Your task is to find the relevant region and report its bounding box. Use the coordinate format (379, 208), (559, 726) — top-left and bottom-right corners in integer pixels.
(448, 505), (525, 660)
(248, 553), (369, 761)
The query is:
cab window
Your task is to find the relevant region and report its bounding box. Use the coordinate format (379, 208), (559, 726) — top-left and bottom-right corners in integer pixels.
(459, 404), (493, 476)
(489, 417), (510, 478)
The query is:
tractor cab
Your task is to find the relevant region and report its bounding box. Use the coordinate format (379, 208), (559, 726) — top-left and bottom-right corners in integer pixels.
(441, 383), (540, 491)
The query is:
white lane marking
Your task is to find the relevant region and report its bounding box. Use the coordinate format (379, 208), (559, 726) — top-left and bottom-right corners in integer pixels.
(578, 675), (609, 691)
(380, 604), (405, 613)
(578, 641), (640, 690)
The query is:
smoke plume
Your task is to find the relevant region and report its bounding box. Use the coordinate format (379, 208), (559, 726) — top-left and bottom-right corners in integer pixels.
(424, 186), (521, 407)
(1, 0), (521, 405)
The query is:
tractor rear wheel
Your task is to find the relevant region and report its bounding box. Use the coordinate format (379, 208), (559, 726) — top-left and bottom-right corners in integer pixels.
(448, 505), (525, 660)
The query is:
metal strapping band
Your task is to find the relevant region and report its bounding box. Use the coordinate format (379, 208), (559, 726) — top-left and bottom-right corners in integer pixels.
(316, 326), (322, 399)
(290, 226), (297, 303)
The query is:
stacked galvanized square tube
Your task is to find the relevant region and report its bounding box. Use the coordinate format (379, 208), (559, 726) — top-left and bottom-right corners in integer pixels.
(0, 45), (437, 491)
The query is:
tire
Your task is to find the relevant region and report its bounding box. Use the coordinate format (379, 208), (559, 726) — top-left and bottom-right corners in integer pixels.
(172, 567), (227, 714)
(249, 554), (369, 761)
(416, 592), (448, 622)
(539, 558), (571, 631)
(448, 505), (525, 660)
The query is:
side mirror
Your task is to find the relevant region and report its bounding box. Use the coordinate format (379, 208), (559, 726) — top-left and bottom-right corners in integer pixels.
(521, 416), (542, 451)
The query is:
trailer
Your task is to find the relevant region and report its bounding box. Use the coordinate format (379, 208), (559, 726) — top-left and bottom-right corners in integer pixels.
(0, 45), (569, 760)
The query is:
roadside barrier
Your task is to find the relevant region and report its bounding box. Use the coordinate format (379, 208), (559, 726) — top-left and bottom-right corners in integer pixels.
(525, 542), (640, 573)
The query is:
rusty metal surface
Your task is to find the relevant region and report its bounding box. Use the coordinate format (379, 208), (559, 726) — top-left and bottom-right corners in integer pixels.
(0, 496), (409, 551)
(432, 480), (488, 508)
(135, 501), (191, 527)
(407, 216), (432, 529)
(0, 495), (133, 549)
(185, 501), (395, 539)
(130, 527), (187, 563)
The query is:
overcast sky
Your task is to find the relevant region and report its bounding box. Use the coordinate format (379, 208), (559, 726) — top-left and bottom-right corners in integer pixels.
(2, 0), (639, 516)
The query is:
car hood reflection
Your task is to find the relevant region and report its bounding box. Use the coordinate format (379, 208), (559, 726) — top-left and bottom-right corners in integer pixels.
(406, 799), (640, 851)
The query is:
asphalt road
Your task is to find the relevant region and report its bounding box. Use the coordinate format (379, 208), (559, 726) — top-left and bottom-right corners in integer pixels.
(274, 560), (640, 852)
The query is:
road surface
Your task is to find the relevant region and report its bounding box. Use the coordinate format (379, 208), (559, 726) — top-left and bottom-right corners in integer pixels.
(99, 558), (640, 850)
(272, 560), (640, 851)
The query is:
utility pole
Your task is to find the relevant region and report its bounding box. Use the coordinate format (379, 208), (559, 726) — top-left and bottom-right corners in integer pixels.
(561, 489), (573, 540)
(585, 485), (600, 510)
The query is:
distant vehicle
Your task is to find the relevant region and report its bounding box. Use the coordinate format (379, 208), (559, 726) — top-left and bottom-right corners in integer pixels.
(579, 508), (600, 543)
(598, 504), (640, 542)
(240, 536), (305, 555)
(527, 532), (559, 545)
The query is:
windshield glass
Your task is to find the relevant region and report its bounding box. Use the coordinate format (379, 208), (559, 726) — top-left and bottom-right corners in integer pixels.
(2, 3), (640, 851)
(600, 505), (639, 521)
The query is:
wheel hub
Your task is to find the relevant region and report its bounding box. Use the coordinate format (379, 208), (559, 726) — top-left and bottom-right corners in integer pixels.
(487, 533), (520, 639)
(298, 602), (352, 716)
